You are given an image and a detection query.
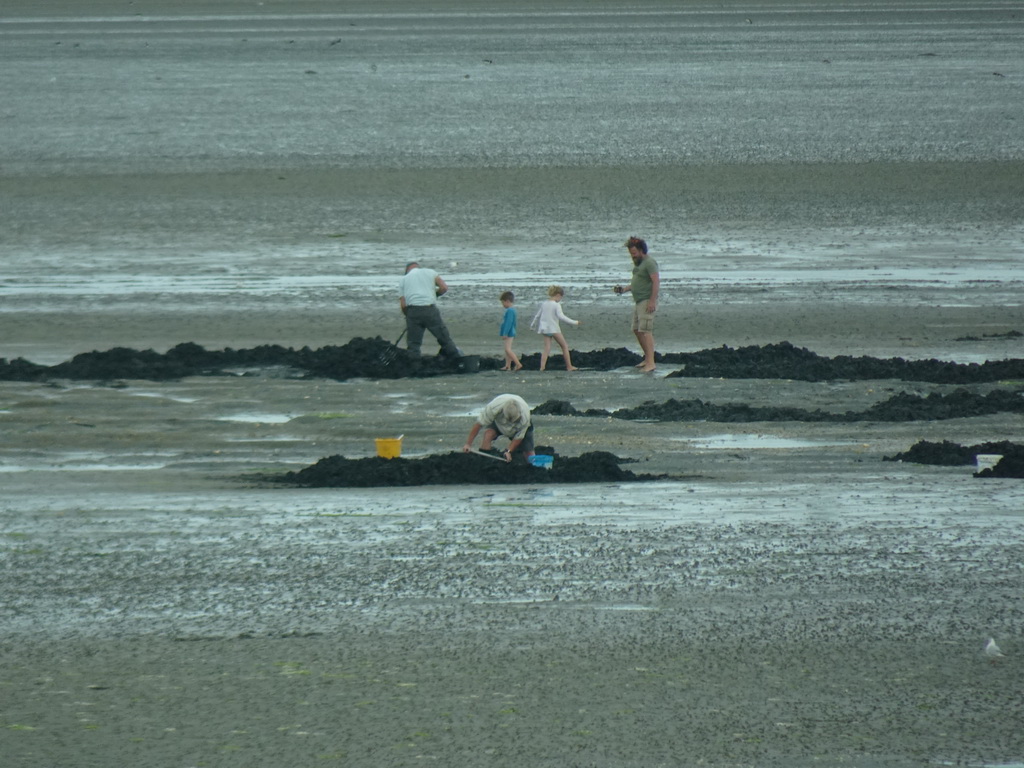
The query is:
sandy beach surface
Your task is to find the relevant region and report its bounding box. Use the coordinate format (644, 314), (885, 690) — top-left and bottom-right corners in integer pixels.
(3, 2), (1024, 767)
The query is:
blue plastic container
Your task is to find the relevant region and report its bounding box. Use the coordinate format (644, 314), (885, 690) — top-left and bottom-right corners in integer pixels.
(529, 454), (554, 470)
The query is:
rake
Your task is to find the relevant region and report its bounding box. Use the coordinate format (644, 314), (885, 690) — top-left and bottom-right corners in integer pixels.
(379, 328), (407, 365)
(470, 448), (508, 462)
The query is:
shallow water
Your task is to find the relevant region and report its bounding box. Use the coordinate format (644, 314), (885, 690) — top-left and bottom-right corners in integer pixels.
(3, 0), (1022, 175)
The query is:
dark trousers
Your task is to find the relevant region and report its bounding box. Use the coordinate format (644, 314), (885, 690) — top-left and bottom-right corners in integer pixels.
(405, 304), (459, 359)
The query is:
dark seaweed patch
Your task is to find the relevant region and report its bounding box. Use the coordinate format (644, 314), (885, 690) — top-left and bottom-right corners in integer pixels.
(535, 389), (1024, 423)
(5, 339), (1024, 384)
(883, 439), (1024, 478)
(275, 451), (666, 487)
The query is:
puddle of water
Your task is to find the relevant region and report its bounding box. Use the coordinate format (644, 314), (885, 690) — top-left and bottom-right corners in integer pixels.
(680, 434), (853, 450)
(0, 461), (169, 472)
(224, 435), (305, 443)
(217, 413), (294, 424)
(0, 449), (185, 472)
(0, 448), (294, 473)
(471, 597), (552, 605)
(129, 391), (198, 403)
(594, 604), (658, 612)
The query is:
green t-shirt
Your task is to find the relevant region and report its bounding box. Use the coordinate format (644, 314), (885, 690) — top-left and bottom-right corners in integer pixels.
(630, 256), (659, 303)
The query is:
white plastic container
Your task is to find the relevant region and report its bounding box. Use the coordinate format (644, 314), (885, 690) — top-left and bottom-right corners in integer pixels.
(975, 454), (1003, 471)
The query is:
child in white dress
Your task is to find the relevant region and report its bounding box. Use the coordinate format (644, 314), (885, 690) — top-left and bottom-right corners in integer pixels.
(530, 285), (581, 371)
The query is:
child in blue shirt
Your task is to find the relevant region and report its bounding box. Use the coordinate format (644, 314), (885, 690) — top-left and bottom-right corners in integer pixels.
(499, 291), (523, 371)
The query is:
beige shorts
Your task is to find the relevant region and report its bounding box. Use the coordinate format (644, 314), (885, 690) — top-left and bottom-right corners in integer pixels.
(631, 299), (655, 333)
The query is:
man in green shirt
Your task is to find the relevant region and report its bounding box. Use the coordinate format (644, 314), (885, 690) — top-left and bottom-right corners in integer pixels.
(613, 236), (660, 373)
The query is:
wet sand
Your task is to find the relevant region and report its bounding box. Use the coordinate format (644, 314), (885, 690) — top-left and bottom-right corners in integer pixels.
(3, 2), (1024, 767)
(4, 328), (1024, 768)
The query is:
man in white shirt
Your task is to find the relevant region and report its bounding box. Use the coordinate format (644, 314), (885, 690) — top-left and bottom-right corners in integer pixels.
(398, 261), (461, 359)
(462, 394), (535, 463)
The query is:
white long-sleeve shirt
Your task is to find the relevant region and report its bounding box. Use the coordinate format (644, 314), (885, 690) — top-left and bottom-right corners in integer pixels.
(530, 299), (578, 335)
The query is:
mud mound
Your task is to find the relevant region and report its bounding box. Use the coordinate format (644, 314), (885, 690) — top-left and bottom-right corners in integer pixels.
(535, 388), (1024, 423)
(978, 452), (1024, 478)
(518, 347), (652, 371)
(883, 439), (1021, 465)
(0, 339), (500, 382)
(666, 341), (1024, 384)
(4, 338), (1024, 384)
(954, 330), (1023, 342)
(884, 439), (1024, 479)
(0, 341), (656, 382)
(276, 451), (665, 487)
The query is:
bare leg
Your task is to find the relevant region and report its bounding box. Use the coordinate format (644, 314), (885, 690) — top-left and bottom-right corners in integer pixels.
(503, 337), (521, 371)
(635, 330), (656, 372)
(540, 336), (552, 371)
(479, 427), (499, 450)
(555, 333), (578, 371)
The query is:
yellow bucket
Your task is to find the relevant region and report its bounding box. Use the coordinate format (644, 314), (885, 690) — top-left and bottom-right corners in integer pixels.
(375, 437), (403, 459)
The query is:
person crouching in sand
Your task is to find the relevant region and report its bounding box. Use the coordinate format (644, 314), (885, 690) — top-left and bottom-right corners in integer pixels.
(530, 285), (581, 371)
(462, 393), (535, 463)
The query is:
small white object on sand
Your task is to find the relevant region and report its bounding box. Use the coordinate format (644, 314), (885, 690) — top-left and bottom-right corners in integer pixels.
(984, 637), (1005, 663)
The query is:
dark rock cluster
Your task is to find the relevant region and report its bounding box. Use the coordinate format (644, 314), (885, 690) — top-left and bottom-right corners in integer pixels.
(277, 450), (662, 487)
(534, 389), (1024, 424)
(4, 338), (1024, 384)
(665, 341), (1024, 384)
(883, 439), (1024, 478)
(0, 339), (497, 382)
